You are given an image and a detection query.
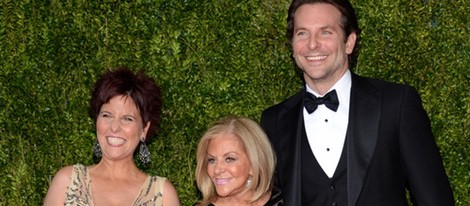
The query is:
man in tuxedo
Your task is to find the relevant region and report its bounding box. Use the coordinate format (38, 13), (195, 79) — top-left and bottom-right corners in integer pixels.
(260, 0), (454, 205)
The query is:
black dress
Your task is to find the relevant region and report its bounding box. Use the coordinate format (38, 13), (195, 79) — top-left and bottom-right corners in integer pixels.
(264, 187), (283, 206)
(207, 187), (283, 206)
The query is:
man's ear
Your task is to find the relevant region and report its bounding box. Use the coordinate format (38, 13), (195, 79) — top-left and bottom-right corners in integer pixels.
(345, 32), (357, 55)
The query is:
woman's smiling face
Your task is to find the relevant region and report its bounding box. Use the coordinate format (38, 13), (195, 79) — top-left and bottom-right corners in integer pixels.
(96, 95), (149, 161)
(206, 132), (253, 199)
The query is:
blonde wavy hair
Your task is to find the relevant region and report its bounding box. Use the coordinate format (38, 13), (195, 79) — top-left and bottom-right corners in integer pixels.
(195, 116), (276, 205)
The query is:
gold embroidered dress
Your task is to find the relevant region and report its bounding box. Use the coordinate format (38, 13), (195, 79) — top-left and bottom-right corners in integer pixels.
(64, 164), (165, 206)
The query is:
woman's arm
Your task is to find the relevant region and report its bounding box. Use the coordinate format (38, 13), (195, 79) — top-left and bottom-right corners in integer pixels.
(162, 180), (180, 206)
(43, 166), (73, 206)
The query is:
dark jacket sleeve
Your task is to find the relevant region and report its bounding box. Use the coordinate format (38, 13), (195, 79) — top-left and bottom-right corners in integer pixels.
(397, 86), (454, 205)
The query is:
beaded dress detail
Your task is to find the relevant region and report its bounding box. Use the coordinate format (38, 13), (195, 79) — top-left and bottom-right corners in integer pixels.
(64, 164), (164, 206)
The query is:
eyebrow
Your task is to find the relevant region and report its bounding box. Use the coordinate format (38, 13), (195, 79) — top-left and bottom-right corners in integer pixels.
(294, 24), (336, 32)
(207, 151), (239, 157)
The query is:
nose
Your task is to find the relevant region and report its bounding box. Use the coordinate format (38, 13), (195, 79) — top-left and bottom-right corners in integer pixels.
(214, 162), (225, 174)
(308, 34), (319, 49)
(110, 118), (121, 132)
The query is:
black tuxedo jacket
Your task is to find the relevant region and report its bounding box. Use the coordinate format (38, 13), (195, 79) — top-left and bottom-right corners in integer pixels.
(261, 73), (454, 205)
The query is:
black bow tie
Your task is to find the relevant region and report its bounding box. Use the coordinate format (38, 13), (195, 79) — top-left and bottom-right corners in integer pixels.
(304, 90), (339, 113)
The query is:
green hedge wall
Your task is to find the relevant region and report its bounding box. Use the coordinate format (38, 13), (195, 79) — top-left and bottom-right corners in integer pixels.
(0, 0), (468, 205)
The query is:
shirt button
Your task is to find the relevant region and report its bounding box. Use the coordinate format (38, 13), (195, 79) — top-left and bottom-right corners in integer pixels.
(332, 202), (337, 206)
(330, 185), (337, 191)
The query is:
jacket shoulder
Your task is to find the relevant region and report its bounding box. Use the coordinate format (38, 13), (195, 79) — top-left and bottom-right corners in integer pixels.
(352, 73), (417, 96)
(263, 90), (303, 115)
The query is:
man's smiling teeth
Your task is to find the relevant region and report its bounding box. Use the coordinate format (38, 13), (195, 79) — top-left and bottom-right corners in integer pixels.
(107, 137), (126, 146)
(306, 55), (327, 60)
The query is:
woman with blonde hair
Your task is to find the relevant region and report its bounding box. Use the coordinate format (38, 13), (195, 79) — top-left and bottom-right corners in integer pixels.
(195, 116), (283, 206)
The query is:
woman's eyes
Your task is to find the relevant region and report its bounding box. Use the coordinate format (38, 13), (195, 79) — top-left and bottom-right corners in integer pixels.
(225, 157), (236, 162)
(123, 116), (135, 122)
(100, 113), (111, 118)
(207, 157), (237, 164)
(99, 113), (136, 124)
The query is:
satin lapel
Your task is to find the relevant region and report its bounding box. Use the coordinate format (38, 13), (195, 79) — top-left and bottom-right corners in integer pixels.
(347, 74), (381, 206)
(276, 90), (304, 206)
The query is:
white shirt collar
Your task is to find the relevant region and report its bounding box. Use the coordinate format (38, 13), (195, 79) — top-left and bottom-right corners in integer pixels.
(305, 70), (352, 103)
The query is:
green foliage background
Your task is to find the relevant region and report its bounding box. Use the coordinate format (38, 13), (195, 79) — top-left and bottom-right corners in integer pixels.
(0, 0), (468, 205)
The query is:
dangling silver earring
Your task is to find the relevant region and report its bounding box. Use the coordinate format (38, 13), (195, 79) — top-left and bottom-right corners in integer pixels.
(93, 140), (102, 158)
(139, 138), (150, 164)
(245, 176), (253, 188)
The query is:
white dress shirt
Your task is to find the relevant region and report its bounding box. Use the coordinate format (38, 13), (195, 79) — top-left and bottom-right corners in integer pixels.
(303, 70), (351, 178)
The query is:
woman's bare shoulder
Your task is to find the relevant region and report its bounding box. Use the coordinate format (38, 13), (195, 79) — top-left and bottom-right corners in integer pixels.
(163, 179), (180, 206)
(43, 165), (75, 206)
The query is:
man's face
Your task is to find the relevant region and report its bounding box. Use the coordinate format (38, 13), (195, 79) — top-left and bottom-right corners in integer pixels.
(292, 3), (356, 91)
